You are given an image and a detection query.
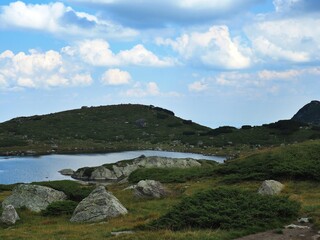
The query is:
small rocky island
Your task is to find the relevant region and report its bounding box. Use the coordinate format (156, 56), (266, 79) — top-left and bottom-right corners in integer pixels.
(69, 155), (202, 182)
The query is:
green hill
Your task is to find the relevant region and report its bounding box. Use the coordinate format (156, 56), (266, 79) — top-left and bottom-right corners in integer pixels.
(1, 103), (320, 156)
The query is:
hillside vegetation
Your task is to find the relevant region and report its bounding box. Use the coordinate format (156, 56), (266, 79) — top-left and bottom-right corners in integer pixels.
(1, 104), (320, 156)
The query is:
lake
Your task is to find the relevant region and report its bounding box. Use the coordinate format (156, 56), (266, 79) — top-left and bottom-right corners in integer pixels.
(0, 150), (225, 184)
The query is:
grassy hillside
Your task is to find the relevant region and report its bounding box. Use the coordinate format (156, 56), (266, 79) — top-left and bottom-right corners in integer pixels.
(1, 104), (320, 156)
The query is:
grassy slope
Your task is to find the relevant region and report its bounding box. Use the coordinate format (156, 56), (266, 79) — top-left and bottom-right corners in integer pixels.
(1, 104), (320, 156)
(2, 140), (320, 239)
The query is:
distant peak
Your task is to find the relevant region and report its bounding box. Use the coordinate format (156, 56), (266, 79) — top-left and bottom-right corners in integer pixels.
(292, 100), (320, 126)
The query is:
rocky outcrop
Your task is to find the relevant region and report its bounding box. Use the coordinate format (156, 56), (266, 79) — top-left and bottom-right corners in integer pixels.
(0, 205), (20, 225)
(133, 180), (167, 199)
(292, 100), (320, 126)
(72, 156), (201, 182)
(58, 169), (75, 176)
(2, 184), (67, 212)
(258, 180), (284, 195)
(70, 186), (127, 223)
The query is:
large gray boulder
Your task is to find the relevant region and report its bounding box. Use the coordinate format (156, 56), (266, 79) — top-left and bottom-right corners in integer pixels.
(0, 205), (20, 225)
(2, 184), (67, 212)
(70, 186), (128, 223)
(72, 156), (201, 182)
(134, 180), (167, 199)
(258, 180), (284, 195)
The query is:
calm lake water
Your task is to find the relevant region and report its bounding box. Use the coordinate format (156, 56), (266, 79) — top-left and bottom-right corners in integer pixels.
(0, 150), (224, 184)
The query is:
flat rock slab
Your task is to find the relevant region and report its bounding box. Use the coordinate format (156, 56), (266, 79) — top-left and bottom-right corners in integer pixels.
(2, 184), (67, 212)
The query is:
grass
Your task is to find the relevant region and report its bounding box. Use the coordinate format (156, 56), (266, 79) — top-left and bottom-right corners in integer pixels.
(216, 140), (320, 182)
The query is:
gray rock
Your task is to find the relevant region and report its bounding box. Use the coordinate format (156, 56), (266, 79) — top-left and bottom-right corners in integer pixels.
(134, 180), (167, 199)
(0, 205), (20, 225)
(258, 180), (284, 195)
(2, 184), (67, 212)
(70, 186), (127, 223)
(58, 169), (75, 176)
(72, 156), (201, 182)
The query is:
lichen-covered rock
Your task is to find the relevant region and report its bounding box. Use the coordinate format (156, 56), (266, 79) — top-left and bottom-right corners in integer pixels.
(2, 184), (67, 212)
(70, 186), (127, 223)
(258, 180), (284, 195)
(134, 180), (167, 199)
(72, 156), (201, 182)
(0, 205), (20, 225)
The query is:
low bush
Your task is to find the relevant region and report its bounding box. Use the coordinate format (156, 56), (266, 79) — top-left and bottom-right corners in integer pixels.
(147, 188), (300, 231)
(33, 180), (94, 202)
(216, 141), (320, 182)
(42, 200), (78, 216)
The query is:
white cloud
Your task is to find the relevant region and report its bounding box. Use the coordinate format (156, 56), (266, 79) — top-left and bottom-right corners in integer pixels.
(101, 69), (131, 85)
(158, 25), (251, 69)
(188, 80), (208, 92)
(0, 1), (137, 39)
(0, 49), (93, 89)
(245, 17), (320, 64)
(64, 39), (173, 67)
(123, 82), (160, 97)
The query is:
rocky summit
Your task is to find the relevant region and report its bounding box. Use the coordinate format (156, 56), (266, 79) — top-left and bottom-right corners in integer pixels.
(2, 184), (67, 212)
(72, 155), (201, 182)
(70, 186), (128, 223)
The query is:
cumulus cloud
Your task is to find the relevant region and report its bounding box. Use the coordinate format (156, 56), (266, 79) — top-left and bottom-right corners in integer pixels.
(0, 49), (93, 89)
(71, 0), (261, 27)
(0, 1), (137, 39)
(101, 69), (131, 85)
(123, 82), (160, 97)
(63, 39), (174, 67)
(245, 17), (320, 64)
(188, 80), (208, 92)
(157, 25), (251, 70)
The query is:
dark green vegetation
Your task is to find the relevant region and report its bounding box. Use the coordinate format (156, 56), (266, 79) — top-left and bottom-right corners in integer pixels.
(129, 160), (218, 183)
(148, 188), (300, 232)
(292, 100), (320, 126)
(217, 140), (320, 182)
(42, 200), (78, 216)
(32, 180), (94, 202)
(1, 103), (320, 156)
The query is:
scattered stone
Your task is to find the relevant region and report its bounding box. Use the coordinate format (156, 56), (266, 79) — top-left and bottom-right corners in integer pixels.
(258, 180), (284, 195)
(0, 205), (20, 225)
(111, 231), (134, 236)
(70, 186), (127, 223)
(58, 169), (75, 176)
(298, 217), (310, 223)
(2, 184), (67, 212)
(285, 224), (310, 229)
(134, 180), (167, 199)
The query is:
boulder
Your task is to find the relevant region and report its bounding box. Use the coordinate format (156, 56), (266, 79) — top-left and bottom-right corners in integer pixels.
(258, 180), (284, 195)
(58, 169), (75, 176)
(134, 180), (167, 199)
(2, 184), (67, 212)
(0, 205), (20, 225)
(90, 166), (117, 181)
(70, 186), (127, 223)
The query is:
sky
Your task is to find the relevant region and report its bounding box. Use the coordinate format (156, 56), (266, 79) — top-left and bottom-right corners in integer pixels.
(0, 0), (320, 128)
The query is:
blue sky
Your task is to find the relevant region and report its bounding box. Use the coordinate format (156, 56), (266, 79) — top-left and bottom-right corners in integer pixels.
(0, 0), (320, 128)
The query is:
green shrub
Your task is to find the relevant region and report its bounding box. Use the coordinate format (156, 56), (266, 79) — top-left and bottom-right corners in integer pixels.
(147, 188), (300, 231)
(216, 141), (320, 182)
(33, 180), (94, 202)
(42, 200), (78, 216)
